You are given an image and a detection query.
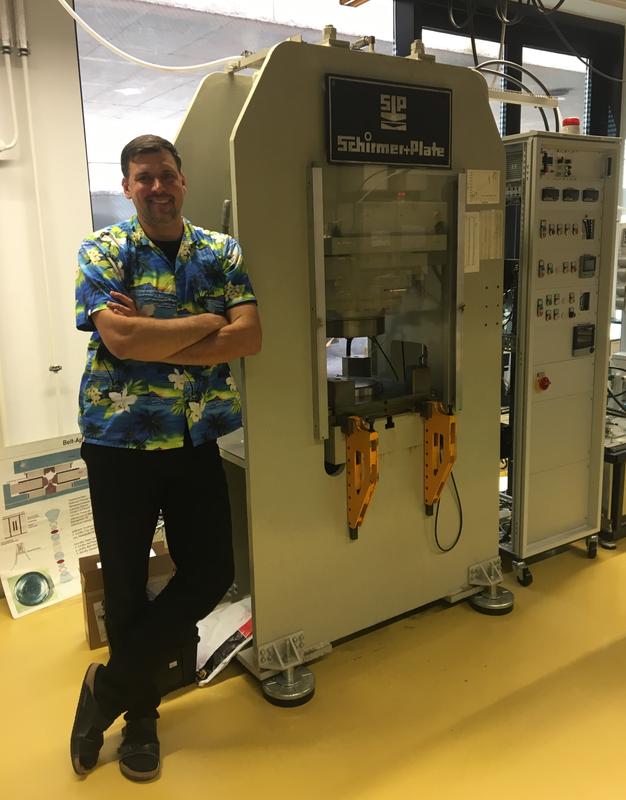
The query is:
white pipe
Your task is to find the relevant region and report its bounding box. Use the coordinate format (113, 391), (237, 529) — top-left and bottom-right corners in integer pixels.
(0, 52), (18, 151)
(13, 0), (25, 52)
(0, 0), (11, 50)
(0, 0), (18, 151)
(17, 1), (63, 435)
(54, 0), (239, 73)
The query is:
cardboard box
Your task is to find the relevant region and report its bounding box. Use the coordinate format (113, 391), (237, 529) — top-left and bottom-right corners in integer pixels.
(79, 540), (175, 650)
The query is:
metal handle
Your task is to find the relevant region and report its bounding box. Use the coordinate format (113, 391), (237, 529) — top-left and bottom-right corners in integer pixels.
(308, 165), (329, 441)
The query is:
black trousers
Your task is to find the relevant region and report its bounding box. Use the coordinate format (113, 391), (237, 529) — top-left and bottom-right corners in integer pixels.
(81, 436), (234, 720)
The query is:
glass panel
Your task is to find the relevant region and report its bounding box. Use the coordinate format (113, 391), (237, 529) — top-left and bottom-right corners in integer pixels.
(421, 29), (503, 133)
(322, 164), (458, 422)
(521, 46), (588, 133)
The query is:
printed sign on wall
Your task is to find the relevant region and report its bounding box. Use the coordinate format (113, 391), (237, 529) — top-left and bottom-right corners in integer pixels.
(327, 75), (452, 168)
(0, 434), (99, 618)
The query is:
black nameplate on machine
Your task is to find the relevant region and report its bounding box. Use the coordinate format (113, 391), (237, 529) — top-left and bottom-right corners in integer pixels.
(326, 75), (452, 168)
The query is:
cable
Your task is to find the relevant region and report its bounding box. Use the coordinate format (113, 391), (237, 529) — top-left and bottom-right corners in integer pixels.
(54, 0), (239, 74)
(608, 387), (626, 414)
(434, 473), (463, 552)
(495, 0), (523, 25)
(469, 30), (479, 68)
(476, 58), (560, 131)
(475, 67), (550, 130)
(448, 0), (476, 31)
(530, 0), (567, 15)
(544, 12), (623, 84)
(370, 337), (400, 382)
(489, 8), (508, 90)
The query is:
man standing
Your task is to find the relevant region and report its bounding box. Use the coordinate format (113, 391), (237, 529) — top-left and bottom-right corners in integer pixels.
(71, 134), (261, 781)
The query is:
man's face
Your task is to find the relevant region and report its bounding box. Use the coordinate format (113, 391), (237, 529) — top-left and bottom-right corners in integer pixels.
(122, 150), (186, 230)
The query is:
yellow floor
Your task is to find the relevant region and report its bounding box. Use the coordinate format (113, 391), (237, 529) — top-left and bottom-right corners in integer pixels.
(3, 542), (626, 799)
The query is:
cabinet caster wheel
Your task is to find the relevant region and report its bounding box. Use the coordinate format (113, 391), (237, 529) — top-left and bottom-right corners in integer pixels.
(587, 541), (598, 559)
(517, 567), (533, 587)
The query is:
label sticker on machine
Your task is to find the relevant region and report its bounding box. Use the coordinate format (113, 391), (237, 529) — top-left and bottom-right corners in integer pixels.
(327, 75), (451, 167)
(464, 212), (480, 272)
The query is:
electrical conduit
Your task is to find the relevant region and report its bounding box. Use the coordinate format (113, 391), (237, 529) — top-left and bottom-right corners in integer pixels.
(0, 0), (18, 151)
(15, 0), (63, 436)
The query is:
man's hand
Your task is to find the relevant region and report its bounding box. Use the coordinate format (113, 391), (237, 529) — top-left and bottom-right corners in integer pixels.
(93, 307), (228, 361)
(107, 291), (138, 317)
(162, 303), (261, 366)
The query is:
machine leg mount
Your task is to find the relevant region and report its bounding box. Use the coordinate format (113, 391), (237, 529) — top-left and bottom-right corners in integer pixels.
(468, 558), (514, 616)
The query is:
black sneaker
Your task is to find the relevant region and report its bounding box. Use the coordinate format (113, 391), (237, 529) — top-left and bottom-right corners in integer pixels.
(118, 718), (160, 782)
(70, 663), (113, 775)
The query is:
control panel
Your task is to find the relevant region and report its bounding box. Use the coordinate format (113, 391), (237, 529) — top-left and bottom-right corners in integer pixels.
(532, 144), (606, 357)
(502, 132), (620, 556)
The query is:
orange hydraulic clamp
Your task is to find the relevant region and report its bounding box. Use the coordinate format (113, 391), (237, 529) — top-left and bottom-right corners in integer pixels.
(424, 402), (457, 515)
(345, 416), (379, 540)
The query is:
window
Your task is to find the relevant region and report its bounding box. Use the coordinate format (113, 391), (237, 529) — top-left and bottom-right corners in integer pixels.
(521, 46), (587, 133)
(74, 0), (394, 228)
(396, 0), (623, 138)
(421, 29), (503, 132)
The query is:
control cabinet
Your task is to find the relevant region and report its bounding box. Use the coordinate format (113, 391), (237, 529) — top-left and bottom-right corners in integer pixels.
(501, 132), (621, 572)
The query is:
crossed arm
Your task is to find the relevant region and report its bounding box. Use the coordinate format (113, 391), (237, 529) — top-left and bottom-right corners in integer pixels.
(92, 292), (261, 366)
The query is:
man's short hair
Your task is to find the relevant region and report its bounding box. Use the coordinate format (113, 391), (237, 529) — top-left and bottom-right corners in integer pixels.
(121, 135), (182, 178)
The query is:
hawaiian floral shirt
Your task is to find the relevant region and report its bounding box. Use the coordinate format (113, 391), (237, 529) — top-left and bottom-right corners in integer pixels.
(76, 215), (256, 450)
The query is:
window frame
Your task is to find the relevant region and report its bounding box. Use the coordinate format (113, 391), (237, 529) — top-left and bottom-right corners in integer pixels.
(393, 0), (624, 137)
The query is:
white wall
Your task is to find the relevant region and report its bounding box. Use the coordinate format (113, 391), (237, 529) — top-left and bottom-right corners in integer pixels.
(0, 0), (92, 446)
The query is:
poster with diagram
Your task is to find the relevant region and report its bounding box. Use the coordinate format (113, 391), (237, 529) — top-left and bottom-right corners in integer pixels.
(0, 433), (99, 618)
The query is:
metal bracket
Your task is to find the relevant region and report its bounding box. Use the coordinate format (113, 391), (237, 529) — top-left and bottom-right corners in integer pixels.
(487, 88), (558, 109)
(345, 416), (379, 539)
(424, 402), (456, 512)
(350, 36), (375, 52)
(225, 48), (270, 74)
(405, 39), (436, 62)
(468, 557), (514, 616)
(225, 36), (303, 74)
(468, 557), (504, 588)
(317, 25), (350, 48)
(258, 631), (305, 671)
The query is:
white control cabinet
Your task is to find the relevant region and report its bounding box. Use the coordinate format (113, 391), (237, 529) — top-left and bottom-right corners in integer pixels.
(501, 132), (621, 581)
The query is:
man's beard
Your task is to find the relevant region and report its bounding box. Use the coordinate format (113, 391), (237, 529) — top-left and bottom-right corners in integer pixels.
(145, 199), (177, 223)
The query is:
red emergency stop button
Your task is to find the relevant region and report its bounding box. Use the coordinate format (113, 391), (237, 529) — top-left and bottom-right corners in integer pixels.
(537, 374), (551, 391)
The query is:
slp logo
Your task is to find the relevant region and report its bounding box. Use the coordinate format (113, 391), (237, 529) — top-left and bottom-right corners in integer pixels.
(380, 94), (407, 131)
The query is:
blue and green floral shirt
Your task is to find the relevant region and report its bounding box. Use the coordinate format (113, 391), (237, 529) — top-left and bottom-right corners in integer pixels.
(76, 215), (256, 450)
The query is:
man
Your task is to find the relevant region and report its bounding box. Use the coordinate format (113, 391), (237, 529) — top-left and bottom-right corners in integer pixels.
(71, 134), (261, 782)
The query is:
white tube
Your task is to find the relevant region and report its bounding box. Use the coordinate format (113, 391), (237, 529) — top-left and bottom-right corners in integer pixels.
(0, 52), (18, 150)
(54, 0), (239, 74)
(13, 0), (26, 52)
(0, 0), (11, 50)
(21, 53), (64, 435)
(0, 0), (18, 151)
